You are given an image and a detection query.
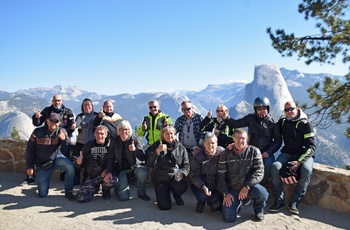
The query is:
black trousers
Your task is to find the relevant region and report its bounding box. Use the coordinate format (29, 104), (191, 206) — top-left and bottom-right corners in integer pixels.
(154, 178), (188, 210)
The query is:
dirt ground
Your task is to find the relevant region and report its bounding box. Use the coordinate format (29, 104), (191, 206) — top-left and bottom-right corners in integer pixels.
(0, 172), (349, 230)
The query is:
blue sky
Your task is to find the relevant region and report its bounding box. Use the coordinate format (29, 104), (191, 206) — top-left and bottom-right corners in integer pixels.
(1, 0), (348, 95)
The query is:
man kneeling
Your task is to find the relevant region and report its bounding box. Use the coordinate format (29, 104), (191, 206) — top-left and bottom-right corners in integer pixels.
(26, 113), (75, 200)
(75, 125), (118, 202)
(217, 128), (268, 222)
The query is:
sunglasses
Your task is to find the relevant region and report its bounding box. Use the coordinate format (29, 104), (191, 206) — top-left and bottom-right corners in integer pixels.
(284, 107), (295, 112)
(181, 108), (191, 112)
(49, 119), (59, 123)
(149, 106), (157, 109)
(216, 110), (224, 112)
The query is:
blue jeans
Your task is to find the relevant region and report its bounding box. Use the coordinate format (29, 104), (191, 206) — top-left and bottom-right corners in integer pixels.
(36, 154), (75, 198)
(221, 184), (268, 222)
(270, 152), (314, 205)
(260, 154), (275, 186)
(191, 184), (221, 207)
(114, 166), (149, 201)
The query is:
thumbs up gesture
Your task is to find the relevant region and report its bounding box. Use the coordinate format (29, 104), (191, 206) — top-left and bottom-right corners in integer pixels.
(207, 109), (212, 119)
(58, 129), (67, 140)
(35, 109), (42, 119)
(163, 118), (168, 126)
(129, 140), (136, 152)
(70, 121), (76, 130)
(99, 107), (106, 118)
(76, 151), (83, 165)
(142, 120), (147, 131)
(156, 140), (167, 155)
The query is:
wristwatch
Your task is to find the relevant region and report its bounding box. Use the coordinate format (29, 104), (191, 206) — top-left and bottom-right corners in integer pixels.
(246, 185), (251, 190)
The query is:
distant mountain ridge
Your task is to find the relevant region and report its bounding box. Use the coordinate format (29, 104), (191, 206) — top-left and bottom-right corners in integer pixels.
(0, 64), (348, 168)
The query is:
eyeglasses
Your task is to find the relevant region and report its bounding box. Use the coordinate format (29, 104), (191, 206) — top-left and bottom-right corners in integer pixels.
(149, 106), (157, 109)
(284, 107), (295, 112)
(181, 108), (191, 112)
(257, 107), (267, 111)
(53, 99), (62, 102)
(119, 128), (129, 131)
(49, 119), (59, 123)
(216, 110), (224, 112)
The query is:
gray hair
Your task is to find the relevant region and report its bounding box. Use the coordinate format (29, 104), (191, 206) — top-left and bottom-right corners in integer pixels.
(116, 120), (133, 137)
(204, 132), (218, 144)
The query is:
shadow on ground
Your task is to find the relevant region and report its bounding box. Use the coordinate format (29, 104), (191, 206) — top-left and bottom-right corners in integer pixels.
(0, 172), (348, 230)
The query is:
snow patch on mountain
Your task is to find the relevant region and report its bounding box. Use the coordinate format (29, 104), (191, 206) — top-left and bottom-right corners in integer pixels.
(0, 111), (34, 140)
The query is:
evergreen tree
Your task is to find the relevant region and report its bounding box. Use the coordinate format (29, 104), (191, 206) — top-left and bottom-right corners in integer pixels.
(267, 0), (350, 138)
(11, 126), (21, 140)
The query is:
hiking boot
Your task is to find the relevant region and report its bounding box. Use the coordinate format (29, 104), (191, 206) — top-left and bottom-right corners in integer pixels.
(65, 191), (76, 201)
(102, 189), (111, 200)
(196, 202), (205, 214)
(289, 202), (299, 215)
(173, 195), (184, 206)
(138, 194), (150, 201)
(207, 202), (221, 212)
(21, 175), (35, 185)
(268, 202), (285, 212)
(255, 211), (264, 221)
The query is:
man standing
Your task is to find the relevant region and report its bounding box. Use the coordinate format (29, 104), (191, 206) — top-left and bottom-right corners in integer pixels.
(269, 101), (316, 215)
(200, 104), (234, 148)
(93, 100), (123, 139)
(32, 94), (75, 130)
(217, 128), (268, 222)
(174, 100), (203, 160)
(137, 99), (172, 148)
(26, 113), (75, 200)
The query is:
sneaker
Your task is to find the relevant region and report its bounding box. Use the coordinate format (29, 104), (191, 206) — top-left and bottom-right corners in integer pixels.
(289, 202), (299, 215)
(138, 194), (150, 201)
(65, 191), (76, 201)
(174, 195), (184, 206)
(243, 198), (251, 206)
(102, 189), (111, 200)
(196, 202), (205, 214)
(268, 202), (285, 212)
(255, 211), (264, 221)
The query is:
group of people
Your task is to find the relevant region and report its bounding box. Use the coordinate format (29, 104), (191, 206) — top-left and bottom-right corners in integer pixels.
(25, 94), (316, 223)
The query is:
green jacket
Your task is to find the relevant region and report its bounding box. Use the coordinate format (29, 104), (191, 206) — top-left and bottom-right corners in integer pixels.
(137, 111), (172, 145)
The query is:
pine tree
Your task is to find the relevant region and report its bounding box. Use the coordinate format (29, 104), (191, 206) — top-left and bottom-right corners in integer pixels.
(267, 0), (350, 138)
(11, 126), (21, 140)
